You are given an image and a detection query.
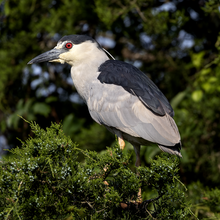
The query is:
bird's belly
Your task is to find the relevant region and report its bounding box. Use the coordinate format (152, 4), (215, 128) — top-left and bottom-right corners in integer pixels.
(104, 125), (152, 146)
(88, 81), (180, 147)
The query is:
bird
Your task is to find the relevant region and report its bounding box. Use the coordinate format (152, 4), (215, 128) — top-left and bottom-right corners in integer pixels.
(28, 34), (182, 167)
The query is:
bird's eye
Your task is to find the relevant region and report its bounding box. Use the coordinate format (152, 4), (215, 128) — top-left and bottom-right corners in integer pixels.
(65, 43), (73, 49)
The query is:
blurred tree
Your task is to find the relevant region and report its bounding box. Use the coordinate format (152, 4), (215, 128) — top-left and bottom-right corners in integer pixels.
(1, 0), (220, 218)
(172, 1), (220, 186)
(0, 0), (115, 151)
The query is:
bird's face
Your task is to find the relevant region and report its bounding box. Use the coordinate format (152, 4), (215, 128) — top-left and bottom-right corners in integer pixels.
(28, 35), (102, 66)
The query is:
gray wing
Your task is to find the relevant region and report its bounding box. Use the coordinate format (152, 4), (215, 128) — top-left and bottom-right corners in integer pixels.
(98, 60), (174, 117)
(87, 81), (180, 147)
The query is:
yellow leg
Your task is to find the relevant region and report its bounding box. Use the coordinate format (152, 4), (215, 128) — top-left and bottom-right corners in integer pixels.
(118, 137), (125, 150)
(133, 144), (142, 203)
(137, 187), (142, 203)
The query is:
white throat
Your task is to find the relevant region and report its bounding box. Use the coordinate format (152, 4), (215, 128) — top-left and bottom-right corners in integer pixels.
(70, 42), (109, 102)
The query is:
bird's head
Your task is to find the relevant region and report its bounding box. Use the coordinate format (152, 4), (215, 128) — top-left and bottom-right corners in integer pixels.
(28, 35), (104, 66)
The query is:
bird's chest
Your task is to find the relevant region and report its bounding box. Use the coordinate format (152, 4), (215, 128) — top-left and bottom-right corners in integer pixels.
(70, 65), (99, 102)
(87, 81), (133, 113)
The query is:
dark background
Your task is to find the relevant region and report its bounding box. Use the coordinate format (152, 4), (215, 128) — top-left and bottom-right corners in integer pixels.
(0, 0), (220, 217)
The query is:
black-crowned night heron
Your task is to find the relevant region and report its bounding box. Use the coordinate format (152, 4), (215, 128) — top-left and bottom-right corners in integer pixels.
(28, 35), (182, 167)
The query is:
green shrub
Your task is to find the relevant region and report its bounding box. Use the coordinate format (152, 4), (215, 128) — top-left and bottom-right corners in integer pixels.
(0, 122), (192, 219)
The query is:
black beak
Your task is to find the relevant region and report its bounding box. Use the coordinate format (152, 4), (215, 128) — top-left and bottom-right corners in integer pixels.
(27, 48), (65, 64)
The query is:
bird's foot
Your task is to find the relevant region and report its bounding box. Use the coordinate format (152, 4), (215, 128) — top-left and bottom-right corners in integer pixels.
(121, 188), (142, 207)
(120, 190), (142, 209)
(137, 187), (143, 203)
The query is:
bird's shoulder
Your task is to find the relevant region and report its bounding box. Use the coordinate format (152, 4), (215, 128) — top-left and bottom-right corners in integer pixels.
(97, 60), (174, 117)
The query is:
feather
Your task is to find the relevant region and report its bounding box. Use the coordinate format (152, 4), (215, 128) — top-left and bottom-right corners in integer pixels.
(98, 60), (174, 117)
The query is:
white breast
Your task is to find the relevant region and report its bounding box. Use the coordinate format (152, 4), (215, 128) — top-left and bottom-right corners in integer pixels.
(70, 43), (109, 102)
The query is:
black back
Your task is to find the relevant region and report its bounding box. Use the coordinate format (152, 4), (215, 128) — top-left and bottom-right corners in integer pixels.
(98, 60), (174, 117)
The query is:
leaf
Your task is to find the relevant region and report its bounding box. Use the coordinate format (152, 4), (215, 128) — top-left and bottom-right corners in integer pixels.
(208, 76), (218, 83)
(63, 114), (84, 135)
(45, 96), (58, 103)
(171, 91), (186, 108)
(202, 82), (211, 92)
(200, 68), (211, 75)
(144, 145), (161, 163)
(32, 103), (51, 117)
(202, 77), (217, 92)
(191, 51), (205, 69)
(191, 90), (203, 102)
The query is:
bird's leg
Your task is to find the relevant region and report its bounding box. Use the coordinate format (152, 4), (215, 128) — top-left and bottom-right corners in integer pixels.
(133, 144), (141, 167)
(118, 136), (125, 150)
(114, 130), (125, 150)
(133, 144), (142, 203)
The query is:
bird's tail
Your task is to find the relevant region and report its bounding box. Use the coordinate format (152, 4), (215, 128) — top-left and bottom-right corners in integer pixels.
(158, 143), (182, 158)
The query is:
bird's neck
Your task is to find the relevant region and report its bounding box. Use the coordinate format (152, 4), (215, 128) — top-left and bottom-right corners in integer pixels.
(70, 50), (109, 102)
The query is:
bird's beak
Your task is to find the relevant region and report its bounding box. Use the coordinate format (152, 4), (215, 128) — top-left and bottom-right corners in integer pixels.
(27, 48), (65, 64)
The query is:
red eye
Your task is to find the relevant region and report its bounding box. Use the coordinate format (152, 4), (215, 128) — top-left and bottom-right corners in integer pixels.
(65, 42), (73, 49)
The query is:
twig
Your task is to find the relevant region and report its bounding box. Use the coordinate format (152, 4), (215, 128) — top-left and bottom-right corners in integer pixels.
(142, 193), (165, 205)
(86, 201), (94, 209)
(81, 201), (95, 210)
(145, 208), (156, 220)
(17, 115), (30, 124)
(187, 207), (199, 220)
(96, 208), (105, 213)
(5, 207), (13, 220)
(135, 5), (147, 22)
(173, 176), (187, 191)
(5, 181), (23, 220)
(75, 147), (97, 162)
(46, 158), (55, 178)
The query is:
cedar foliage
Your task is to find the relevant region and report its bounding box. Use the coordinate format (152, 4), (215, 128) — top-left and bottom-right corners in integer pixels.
(0, 122), (191, 219)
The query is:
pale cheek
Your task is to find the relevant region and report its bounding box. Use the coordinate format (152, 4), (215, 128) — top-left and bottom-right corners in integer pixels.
(59, 52), (78, 65)
(59, 52), (74, 61)
(59, 59), (65, 64)
(49, 59), (65, 64)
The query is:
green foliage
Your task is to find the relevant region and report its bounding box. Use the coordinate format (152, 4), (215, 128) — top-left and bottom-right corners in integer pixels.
(203, 188), (220, 216)
(0, 122), (192, 219)
(1, 0), (220, 218)
(138, 156), (191, 219)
